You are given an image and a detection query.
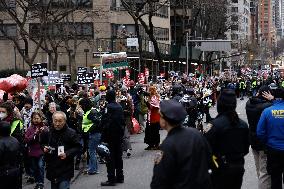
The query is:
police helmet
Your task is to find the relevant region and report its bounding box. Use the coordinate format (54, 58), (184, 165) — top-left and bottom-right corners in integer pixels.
(96, 144), (110, 159)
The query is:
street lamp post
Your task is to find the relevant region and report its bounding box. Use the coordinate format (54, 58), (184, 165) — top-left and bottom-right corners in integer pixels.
(20, 49), (25, 70)
(47, 50), (53, 71)
(14, 46), (17, 70)
(84, 49), (89, 67)
(67, 49), (73, 74)
(186, 32), (189, 75)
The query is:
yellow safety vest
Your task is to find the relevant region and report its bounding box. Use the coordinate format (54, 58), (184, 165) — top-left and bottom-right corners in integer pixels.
(11, 120), (23, 135)
(82, 110), (93, 133)
(282, 81), (284, 88)
(252, 81), (257, 88)
(239, 82), (246, 90)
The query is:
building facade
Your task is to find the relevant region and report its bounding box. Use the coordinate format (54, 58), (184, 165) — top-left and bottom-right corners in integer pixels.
(0, 0), (171, 73)
(229, 0), (251, 53)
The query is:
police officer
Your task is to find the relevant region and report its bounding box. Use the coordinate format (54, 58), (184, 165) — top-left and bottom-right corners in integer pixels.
(205, 89), (249, 189)
(0, 121), (22, 189)
(151, 100), (212, 189)
(257, 88), (284, 189)
(101, 90), (125, 186)
(239, 79), (246, 100)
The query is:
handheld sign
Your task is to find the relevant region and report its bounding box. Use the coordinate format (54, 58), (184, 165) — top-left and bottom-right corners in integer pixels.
(31, 63), (48, 78)
(60, 74), (71, 81)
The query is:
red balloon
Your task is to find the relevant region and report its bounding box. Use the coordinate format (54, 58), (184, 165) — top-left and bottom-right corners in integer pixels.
(0, 74), (28, 93)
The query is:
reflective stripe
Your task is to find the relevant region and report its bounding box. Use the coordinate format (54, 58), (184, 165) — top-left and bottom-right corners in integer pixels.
(11, 120), (23, 135)
(82, 110), (93, 133)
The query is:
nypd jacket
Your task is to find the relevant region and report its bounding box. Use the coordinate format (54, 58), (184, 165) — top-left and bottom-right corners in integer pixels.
(257, 100), (284, 151)
(151, 127), (212, 189)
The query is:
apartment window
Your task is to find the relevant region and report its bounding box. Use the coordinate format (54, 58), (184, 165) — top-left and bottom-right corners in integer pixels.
(30, 0), (92, 8)
(231, 25), (238, 31)
(232, 0), (238, 3)
(231, 7), (238, 12)
(153, 4), (169, 18)
(111, 24), (136, 38)
(231, 15), (238, 22)
(231, 34), (238, 40)
(0, 24), (17, 39)
(59, 65), (67, 72)
(154, 27), (169, 41)
(29, 22), (94, 39)
(0, 0), (16, 11)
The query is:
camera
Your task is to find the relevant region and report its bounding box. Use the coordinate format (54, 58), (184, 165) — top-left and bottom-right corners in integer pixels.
(45, 146), (56, 154)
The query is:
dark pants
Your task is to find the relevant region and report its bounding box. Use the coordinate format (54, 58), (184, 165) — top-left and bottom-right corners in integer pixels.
(0, 167), (21, 189)
(30, 156), (44, 184)
(204, 107), (212, 123)
(106, 142), (124, 182)
(144, 122), (160, 147)
(267, 148), (284, 189)
(212, 163), (245, 189)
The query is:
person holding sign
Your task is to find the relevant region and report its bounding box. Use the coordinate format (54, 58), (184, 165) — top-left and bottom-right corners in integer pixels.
(41, 111), (80, 189)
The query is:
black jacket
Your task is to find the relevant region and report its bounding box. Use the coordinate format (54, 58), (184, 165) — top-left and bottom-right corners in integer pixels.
(42, 126), (80, 182)
(101, 102), (125, 144)
(151, 127), (212, 189)
(0, 136), (21, 171)
(245, 97), (272, 151)
(205, 114), (249, 164)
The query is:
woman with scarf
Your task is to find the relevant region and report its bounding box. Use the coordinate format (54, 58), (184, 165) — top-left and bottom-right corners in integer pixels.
(144, 86), (160, 150)
(24, 112), (48, 189)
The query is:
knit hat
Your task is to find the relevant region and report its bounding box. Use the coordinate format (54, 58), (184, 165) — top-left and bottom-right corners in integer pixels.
(106, 90), (116, 103)
(217, 89), (237, 114)
(24, 97), (33, 106)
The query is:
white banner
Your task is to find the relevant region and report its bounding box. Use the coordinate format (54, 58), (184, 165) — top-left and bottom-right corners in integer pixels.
(127, 38), (139, 47)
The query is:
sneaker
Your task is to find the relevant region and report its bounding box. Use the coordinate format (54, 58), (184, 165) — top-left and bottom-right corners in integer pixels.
(101, 181), (116, 186)
(144, 146), (153, 150)
(27, 177), (35, 184)
(126, 149), (132, 157)
(34, 183), (44, 189)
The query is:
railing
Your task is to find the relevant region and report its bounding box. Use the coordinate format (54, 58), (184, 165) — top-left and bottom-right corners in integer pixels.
(94, 37), (171, 55)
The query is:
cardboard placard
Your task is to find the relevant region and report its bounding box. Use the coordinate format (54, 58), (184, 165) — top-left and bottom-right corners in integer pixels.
(31, 63), (48, 78)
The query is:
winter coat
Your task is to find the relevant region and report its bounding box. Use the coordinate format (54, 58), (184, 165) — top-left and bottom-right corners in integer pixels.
(245, 97), (272, 151)
(41, 126), (80, 183)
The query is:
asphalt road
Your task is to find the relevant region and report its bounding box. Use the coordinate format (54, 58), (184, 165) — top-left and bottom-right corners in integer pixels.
(24, 97), (258, 189)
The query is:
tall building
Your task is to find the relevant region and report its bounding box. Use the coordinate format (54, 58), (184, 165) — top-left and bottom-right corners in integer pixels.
(273, 0), (282, 38)
(250, 0), (259, 44)
(0, 0), (171, 72)
(229, 0), (251, 52)
(259, 0), (277, 46)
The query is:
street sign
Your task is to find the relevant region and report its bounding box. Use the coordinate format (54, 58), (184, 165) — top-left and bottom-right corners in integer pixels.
(31, 63), (48, 78)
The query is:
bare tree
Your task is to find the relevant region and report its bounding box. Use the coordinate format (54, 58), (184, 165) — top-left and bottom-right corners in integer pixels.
(0, 0), (89, 67)
(121, 0), (170, 72)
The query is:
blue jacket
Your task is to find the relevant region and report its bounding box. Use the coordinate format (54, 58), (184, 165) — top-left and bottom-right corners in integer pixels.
(257, 100), (284, 151)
